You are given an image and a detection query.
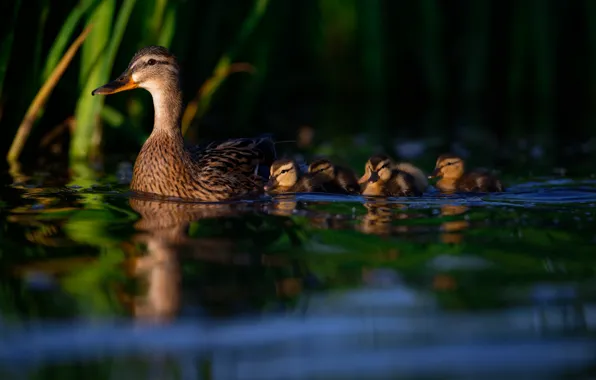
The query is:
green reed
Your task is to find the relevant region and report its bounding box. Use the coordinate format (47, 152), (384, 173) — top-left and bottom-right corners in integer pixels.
(0, 0), (589, 167)
(72, 0), (136, 161)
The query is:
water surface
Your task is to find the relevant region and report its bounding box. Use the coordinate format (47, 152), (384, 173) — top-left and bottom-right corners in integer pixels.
(1, 167), (595, 379)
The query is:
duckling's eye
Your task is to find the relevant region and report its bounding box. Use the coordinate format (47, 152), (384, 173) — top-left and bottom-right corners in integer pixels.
(147, 59), (157, 66)
(280, 169), (290, 174)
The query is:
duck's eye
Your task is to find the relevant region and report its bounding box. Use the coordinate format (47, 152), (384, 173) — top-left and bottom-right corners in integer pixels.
(280, 169), (290, 174)
(147, 59), (157, 66)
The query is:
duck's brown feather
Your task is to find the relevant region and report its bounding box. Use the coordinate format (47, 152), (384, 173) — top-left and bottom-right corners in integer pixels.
(362, 169), (421, 197)
(457, 170), (504, 192)
(131, 132), (275, 201)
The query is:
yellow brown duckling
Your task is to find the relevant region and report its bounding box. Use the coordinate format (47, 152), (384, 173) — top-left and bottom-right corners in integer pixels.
(359, 155), (422, 197)
(92, 46), (275, 201)
(307, 158), (360, 195)
(429, 154), (504, 193)
(264, 159), (323, 194)
(358, 155), (428, 194)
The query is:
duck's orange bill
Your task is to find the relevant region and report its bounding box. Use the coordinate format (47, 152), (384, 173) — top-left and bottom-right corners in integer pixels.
(92, 73), (138, 95)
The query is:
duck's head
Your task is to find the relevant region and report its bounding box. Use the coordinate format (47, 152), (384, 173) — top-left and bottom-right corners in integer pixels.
(358, 155), (394, 184)
(92, 46), (180, 96)
(308, 159), (335, 179)
(265, 159), (299, 192)
(429, 154), (465, 179)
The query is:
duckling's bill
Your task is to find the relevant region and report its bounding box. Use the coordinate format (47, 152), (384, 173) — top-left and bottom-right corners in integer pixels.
(428, 167), (441, 179)
(92, 72), (138, 96)
(264, 177), (277, 191)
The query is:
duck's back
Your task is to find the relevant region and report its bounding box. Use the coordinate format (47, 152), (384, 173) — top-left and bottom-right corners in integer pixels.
(292, 174), (326, 193)
(191, 135), (276, 179)
(459, 169), (504, 192)
(395, 162), (428, 194)
(333, 166), (361, 194)
(386, 170), (422, 196)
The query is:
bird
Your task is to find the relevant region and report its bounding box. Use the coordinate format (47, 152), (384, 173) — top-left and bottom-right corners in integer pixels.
(358, 154), (428, 195)
(429, 154), (504, 193)
(307, 158), (360, 194)
(359, 154), (422, 197)
(91, 45), (275, 201)
(264, 159), (323, 194)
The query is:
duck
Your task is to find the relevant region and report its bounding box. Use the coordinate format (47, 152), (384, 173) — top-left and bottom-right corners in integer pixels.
(91, 45), (275, 201)
(359, 155), (422, 196)
(429, 154), (504, 192)
(358, 155), (428, 195)
(264, 159), (323, 194)
(307, 158), (360, 194)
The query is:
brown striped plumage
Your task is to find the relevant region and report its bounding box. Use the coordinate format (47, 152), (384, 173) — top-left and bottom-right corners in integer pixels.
(264, 159), (324, 194)
(359, 155), (423, 197)
(92, 46), (275, 201)
(429, 154), (504, 193)
(307, 158), (360, 194)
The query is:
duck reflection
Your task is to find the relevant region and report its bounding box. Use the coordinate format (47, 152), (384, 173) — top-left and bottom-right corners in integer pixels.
(127, 196), (311, 322)
(439, 204), (470, 244)
(128, 197), (256, 322)
(359, 198), (410, 236)
(265, 194), (298, 216)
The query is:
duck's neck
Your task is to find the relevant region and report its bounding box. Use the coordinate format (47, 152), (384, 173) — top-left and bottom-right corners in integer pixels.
(147, 81), (183, 138)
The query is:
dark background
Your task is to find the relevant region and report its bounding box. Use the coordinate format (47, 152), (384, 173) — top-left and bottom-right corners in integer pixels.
(1, 0), (595, 174)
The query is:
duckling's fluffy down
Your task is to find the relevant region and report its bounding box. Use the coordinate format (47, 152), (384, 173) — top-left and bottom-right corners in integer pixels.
(395, 163), (428, 193)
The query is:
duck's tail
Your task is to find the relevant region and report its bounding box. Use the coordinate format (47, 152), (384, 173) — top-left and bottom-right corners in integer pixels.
(395, 162), (429, 194)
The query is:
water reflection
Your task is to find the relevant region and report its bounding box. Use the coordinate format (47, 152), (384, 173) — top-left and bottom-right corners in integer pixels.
(3, 170), (596, 378)
(439, 204), (470, 244)
(129, 197), (241, 323)
(265, 194), (297, 216)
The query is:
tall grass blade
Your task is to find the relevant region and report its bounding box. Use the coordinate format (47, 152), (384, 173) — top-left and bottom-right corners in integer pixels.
(181, 0), (270, 135)
(72, 0), (137, 161)
(7, 26), (92, 163)
(157, 2), (178, 47)
(42, 0), (101, 81)
(0, 0), (22, 101)
(149, 0), (168, 43)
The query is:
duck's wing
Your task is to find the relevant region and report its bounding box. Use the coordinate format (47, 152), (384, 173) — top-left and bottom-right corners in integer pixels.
(189, 135), (276, 178)
(462, 170), (504, 192)
(189, 165), (264, 200)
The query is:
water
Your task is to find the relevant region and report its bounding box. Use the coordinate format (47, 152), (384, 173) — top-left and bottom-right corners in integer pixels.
(1, 167), (596, 379)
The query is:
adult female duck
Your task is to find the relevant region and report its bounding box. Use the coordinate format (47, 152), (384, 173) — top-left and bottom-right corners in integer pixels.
(92, 46), (275, 201)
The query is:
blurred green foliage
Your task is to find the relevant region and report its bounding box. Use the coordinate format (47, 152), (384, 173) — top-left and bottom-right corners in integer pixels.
(0, 0), (594, 171)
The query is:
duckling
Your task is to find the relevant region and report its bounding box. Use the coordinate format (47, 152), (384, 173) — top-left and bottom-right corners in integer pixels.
(358, 155), (428, 194)
(264, 159), (323, 194)
(429, 154), (504, 192)
(307, 158), (360, 194)
(91, 45), (275, 201)
(359, 155), (421, 196)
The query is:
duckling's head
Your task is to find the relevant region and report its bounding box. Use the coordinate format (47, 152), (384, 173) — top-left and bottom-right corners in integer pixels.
(265, 159), (299, 192)
(92, 46), (180, 96)
(308, 159), (335, 180)
(430, 154), (465, 179)
(359, 155), (394, 184)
